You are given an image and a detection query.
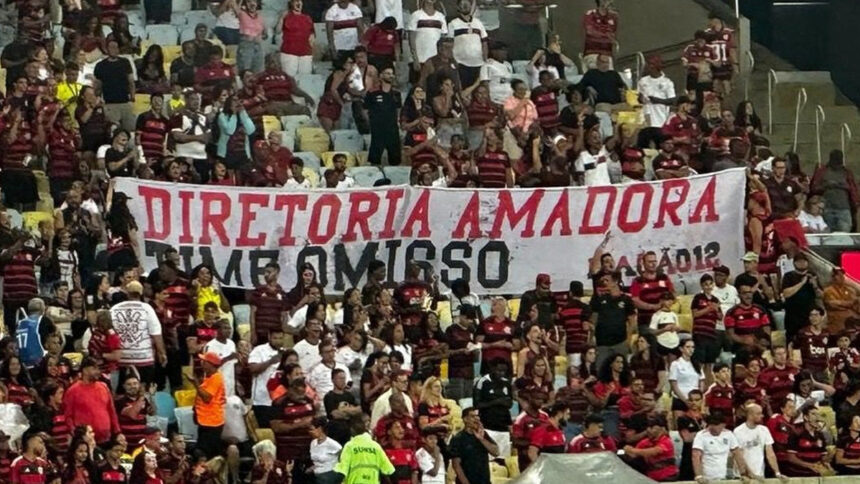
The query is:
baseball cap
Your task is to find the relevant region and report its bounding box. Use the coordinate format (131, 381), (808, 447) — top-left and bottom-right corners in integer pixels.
(741, 252), (759, 262)
(126, 280), (144, 294)
(199, 352), (222, 367)
(536, 273), (551, 286)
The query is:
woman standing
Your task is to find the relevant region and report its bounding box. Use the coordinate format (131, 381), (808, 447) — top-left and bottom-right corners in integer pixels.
(309, 417), (341, 484)
(668, 338), (704, 419)
(229, 0), (267, 73)
(317, 55), (354, 132)
(105, 192), (139, 271)
(216, 95), (257, 178)
(279, 0), (314, 76)
(189, 264), (231, 321)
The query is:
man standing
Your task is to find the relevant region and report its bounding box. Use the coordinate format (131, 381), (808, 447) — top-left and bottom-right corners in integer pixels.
(823, 267), (860, 333)
(115, 375), (154, 453)
(582, 0), (618, 70)
(733, 403), (786, 480)
(203, 319), (239, 396)
(448, 0), (488, 89)
(449, 408), (499, 484)
(473, 358), (513, 458)
(408, 0), (447, 77)
(518, 273), (557, 329)
(15, 298), (56, 369)
(623, 415), (678, 482)
(325, 0), (365, 58)
(590, 271), (637, 369)
(781, 253), (823, 340)
(64, 357), (121, 445)
(135, 93), (169, 167)
(568, 413), (617, 453)
(810, 149), (858, 232)
(637, 56), (676, 137)
(335, 416), (395, 484)
(248, 327), (285, 427)
(724, 283), (771, 355)
(765, 158), (805, 219)
(308, 339), (352, 398)
(630, 251), (675, 336)
(94, 38), (135, 131)
(692, 412), (750, 483)
(527, 402), (568, 463)
(249, 262), (290, 345)
(710, 265), (739, 354)
(445, 305), (478, 402)
(370, 370), (412, 429)
(111, 280), (166, 386)
(189, 351), (226, 459)
(170, 90), (211, 183)
(704, 14), (737, 97)
(365, 66), (401, 166)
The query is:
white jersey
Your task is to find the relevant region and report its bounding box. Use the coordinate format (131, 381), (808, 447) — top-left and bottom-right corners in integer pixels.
(374, 0), (404, 28)
(325, 3), (363, 51)
(574, 145), (613, 186)
(172, 111), (209, 160)
(692, 429), (739, 481)
(637, 74), (676, 128)
(408, 9), (448, 64)
(110, 301), (162, 366)
(448, 17), (488, 68)
(480, 59), (514, 105)
(204, 338), (237, 396)
(248, 343), (280, 406)
(710, 284), (739, 331)
(733, 423), (774, 477)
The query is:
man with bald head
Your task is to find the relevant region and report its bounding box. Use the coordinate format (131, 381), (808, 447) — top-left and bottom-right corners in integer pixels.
(734, 403), (786, 481)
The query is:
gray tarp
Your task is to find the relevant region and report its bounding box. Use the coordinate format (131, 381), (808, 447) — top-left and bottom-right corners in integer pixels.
(508, 452), (658, 484)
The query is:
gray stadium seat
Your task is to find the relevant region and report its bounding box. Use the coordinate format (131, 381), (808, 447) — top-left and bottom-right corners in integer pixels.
(349, 166), (385, 187)
(296, 74), (326, 105)
(145, 25), (179, 46)
(293, 152), (322, 172)
(172, 0), (192, 13)
(184, 10), (216, 29)
(330, 129), (364, 153)
(383, 166), (411, 186)
(281, 115), (315, 135)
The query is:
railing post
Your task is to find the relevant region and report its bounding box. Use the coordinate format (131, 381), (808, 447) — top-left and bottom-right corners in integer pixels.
(635, 52), (645, 85)
(793, 87), (808, 153)
(768, 69), (777, 135)
(744, 51), (755, 100)
(842, 123), (853, 156)
(815, 105), (826, 167)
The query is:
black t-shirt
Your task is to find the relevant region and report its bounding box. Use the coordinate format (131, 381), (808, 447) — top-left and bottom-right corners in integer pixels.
(782, 270), (817, 321)
(94, 57), (133, 103)
(170, 57), (196, 88)
(590, 292), (636, 346)
(105, 148), (133, 177)
(1, 40), (31, 92)
(365, 88), (402, 131)
(449, 430), (496, 484)
(473, 375), (513, 432)
(323, 390), (357, 445)
(579, 69), (626, 104)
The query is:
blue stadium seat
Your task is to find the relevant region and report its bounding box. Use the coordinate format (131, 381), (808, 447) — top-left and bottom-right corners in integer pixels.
(330, 129), (364, 153)
(293, 152), (322, 172)
(184, 10), (216, 29)
(348, 166), (385, 187)
(155, 391), (177, 424)
(382, 166), (411, 186)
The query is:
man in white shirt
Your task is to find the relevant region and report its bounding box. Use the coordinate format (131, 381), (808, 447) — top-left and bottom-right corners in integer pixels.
(637, 56), (676, 129)
(733, 403), (786, 480)
(574, 129), (614, 186)
(480, 41), (513, 104)
(294, 320), (324, 372)
(308, 339), (352, 398)
(711, 265), (739, 345)
(203, 319), (238, 396)
(693, 412), (751, 482)
(448, 0), (488, 88)
(373, 0), (403, 29)
(408, 0), (448, 69)
(110, 281), (166, 385)
(170, 91), (210, 176)
(370, 370), (413, 428)
(248, 327), (285, 427)
(415, 429), (446, 484)
(325, 0), (365, 57)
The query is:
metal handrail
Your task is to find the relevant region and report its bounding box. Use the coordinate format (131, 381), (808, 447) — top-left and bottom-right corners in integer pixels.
(744, 51), (755, 100)
(793, 88), (808, 152)
(815, 105), (826, 166)
(634, 51), (645, 85)
(767, 69), (778, 135)
(843, 123), (853, 155)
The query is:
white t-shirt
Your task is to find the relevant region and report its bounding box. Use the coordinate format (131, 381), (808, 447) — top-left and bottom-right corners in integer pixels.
(325, 3), (363, 51)
(799, 210), (829, 233)
(385, 343), (413, 371)
(204, 338), (237, 396)
(285, 177), (313, 189)
(172, 112), (209, 160)
(416, 447), (446, 484)
(480, 59), (514, 105)
(310, 437), (342, 474)
(637, 74), (676, 128)
(294, 338), (321, 373)
(374, 0), (404, 28)
(669, 357), (703, 400)
(526, 64), (559, 88)
(336, 176), (355, 189)
(215, 8), (239, 29)
(248, 343), (280, 406)
(336, 344), (371, 383)
(575, 146), (613, 186)
(711, 284), (739, 331)
(448, 17), (488, 67)
(733, 423), (774, 477)
(110, 301), (162, 366)
(692, 429), (739, 481)
(408, 9), (448, 63)
(650, 310), (680, 349)
(307, 360), (352, 397)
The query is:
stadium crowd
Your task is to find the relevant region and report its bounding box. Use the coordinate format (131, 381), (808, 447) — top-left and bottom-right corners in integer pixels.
(0, 0), (859, 483)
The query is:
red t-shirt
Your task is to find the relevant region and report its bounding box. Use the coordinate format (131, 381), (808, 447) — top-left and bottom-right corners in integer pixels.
(638, 434), (678, 481)
(281, 12), (314, 56)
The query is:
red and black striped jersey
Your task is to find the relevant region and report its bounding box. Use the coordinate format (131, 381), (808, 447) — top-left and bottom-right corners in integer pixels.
(724, 304), (770, 336)
(691, 293), (722, 340)
(476, 150), (510, 188)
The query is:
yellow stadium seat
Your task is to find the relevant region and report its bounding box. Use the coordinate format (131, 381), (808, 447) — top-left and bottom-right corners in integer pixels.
(436, 301), (452, 326)
(507, 299), (521, 320)
(321, 151), (356, 169)
(181, 366), (195, 390)
(0, 68), (6, 95)
(224, 45), (237, 59)
(297, 127), (331, 156)
(440, 359), (448, 380)
(236, 323), (251, 342)
(63, 352), (83, 367)
(302, 168), (319, 188)
(162, 45), (182, 64)
(174, 389), (197, 407)
(355, 151), (369, 166)
(554, 355), (567, 376)
(505, 455), (520, 478)
(819, 406), (836, 432)
(676, 294), (694, 315)
(139, 40), (151, 53)
(490, 462), (509, 478)
(32, 170), (49, 195)
(772, 330), (786, 349)
(223, 56), (236, 65)
(256, 429), (275, 443)
(133, 94), (151, 115)
(678, 314), (693, 333)
(262, 115), (282, 136)
(22, 211), (53, 231)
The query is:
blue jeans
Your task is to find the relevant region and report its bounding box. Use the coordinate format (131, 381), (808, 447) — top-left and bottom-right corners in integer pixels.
(213, 27), (240, 45)
(315, 471), (340, 484)
(823, 208), (853, 232)
(237, 39), (263, 73)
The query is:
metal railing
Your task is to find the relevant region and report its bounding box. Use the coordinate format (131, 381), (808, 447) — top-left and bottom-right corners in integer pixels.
(634, 51), (645, 85)
(793, 87), (808, 152)
(767, 69), (778, 134)
(843, 123), (853, 155)
(743, 51), (755, 100)
(815, 105), (826, 166)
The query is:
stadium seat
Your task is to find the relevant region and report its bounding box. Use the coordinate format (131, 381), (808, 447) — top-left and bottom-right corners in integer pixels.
(184, 10), (216, 30)
(32, 171), (49, 195)
(313, 61), (332, 75)
(297, 127), (331, 156)
(507, 298), (521, 319)
(262, 115), (282, 136)
(512, 60), (529, 74)
(236, 323), (251, 342)
(302, 168), (319, 188)
(174, 389), (196, 407)
(436, 301), (452, 326)
(155, 391), (177, 424)
(179, 26), (196, 43)
(161, 45), (183, 65)
(278, 131), (295, 151)
(133, 94), (151, 115)
(321, 151), (356, 168)
(174, 407), (198, 441)
(348, 166), (384, 187)
(262, 9), (280, 31)
(355, 151), (369, 166)
(145, 25), (179, 46)
(281, 114), (315, 134)
(312, 23), (328, 54)
(382, 166), (410, 186)
(295, 74), (326, 105)
(22, 212), (52, 231)
(232, 304), (251, 326)
(170, 12), (187, 26)
(330, 129), (364, 153)
(172, 0), (192, 12)
(5, 209), (22, 230)
(293, 152), (322, 172)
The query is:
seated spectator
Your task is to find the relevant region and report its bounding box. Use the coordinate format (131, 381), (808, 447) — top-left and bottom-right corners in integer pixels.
(623, 415), (678, 482)
(799, 194), (830, 233)
(736, 100), (769, 147)
(652, 136), (691, 179)
(824, 267), (860, 333)
(579, 54), (626, 108)
(810, 149), (858, 233)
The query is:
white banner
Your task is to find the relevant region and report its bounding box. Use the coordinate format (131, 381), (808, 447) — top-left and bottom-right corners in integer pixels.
(114, 168), (747, 295)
